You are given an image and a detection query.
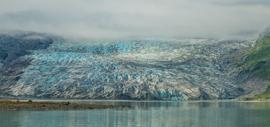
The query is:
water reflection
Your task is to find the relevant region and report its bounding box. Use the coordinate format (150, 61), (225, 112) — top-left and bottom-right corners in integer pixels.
(0, 101), (270, 127)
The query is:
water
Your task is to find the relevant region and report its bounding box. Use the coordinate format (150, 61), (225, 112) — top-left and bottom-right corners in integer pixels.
(0, 101), (270, 127)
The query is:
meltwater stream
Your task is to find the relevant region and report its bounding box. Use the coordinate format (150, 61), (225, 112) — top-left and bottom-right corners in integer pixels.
(0, 101), (270, 127)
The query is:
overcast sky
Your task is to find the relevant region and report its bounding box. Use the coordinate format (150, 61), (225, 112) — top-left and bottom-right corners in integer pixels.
(0, 0), (270, 39)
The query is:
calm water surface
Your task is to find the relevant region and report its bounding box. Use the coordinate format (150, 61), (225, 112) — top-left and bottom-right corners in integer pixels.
(0, 101), (270, 127)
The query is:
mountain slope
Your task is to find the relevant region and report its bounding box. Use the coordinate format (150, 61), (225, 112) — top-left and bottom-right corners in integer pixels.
(0, 32), (54, 96)
(238, 29), (270, 99)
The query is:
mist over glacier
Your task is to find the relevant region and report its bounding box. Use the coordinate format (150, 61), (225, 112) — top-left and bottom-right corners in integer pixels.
(0, 0), (270, 39)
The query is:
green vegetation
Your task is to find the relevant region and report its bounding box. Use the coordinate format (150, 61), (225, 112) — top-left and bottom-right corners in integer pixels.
(241, 34), (270, 80)
(254, 82), (270, 100)
(254, 92), (270, 100)
(239, 33), (270, 100)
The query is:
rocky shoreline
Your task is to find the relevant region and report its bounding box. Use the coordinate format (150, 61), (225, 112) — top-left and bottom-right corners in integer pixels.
(0, 100), (128, 111)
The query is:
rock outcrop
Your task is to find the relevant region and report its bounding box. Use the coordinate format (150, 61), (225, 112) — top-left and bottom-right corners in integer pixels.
(0, 32), (54, 96)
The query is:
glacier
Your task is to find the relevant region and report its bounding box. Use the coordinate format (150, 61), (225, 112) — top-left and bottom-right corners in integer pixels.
(0, 33), (254, 100)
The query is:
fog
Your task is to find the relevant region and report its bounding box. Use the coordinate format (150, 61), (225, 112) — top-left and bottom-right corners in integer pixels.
(0, 0), (270, 39)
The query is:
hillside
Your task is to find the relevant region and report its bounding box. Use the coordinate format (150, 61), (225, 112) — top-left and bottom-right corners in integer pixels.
(239, 29), (270, 99)
(0, 32), (55, 96)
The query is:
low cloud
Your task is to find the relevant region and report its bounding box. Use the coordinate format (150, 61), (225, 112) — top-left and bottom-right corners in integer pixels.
(0, 0), (270, 39)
